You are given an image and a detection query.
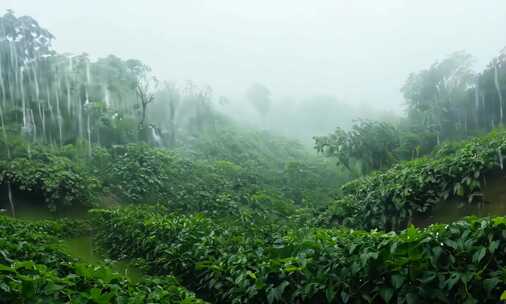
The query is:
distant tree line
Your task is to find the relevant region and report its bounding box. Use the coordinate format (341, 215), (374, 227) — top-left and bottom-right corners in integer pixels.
(315, 49), (506, 175)
(0, 10), (221, 158)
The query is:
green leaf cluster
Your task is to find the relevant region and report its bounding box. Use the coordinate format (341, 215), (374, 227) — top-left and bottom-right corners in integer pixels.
(0, 215), (205, 303)
(319, 129), (506, 230)
(93, 208), (506, 303)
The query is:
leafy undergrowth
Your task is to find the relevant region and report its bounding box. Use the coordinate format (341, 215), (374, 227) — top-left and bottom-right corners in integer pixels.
(94, 143), (341, 213)
(93, 207), (506, 303)
(0, 215), (206, 304)
(0, 151), (101, 213)
(319, 129), (506, 231)
(1, 140), (342, 218)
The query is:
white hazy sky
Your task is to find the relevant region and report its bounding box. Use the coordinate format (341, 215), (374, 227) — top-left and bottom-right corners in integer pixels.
(4, 1), (506, 112)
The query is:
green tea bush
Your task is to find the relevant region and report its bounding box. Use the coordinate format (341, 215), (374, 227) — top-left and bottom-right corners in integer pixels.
(320, 129), (506, 230)
(93, 144), (298, 219)
(0, 215), (206, 304)
(180, 125), (348, 207)
(92, 208), (506, 303)
(0, 151), (101, 212)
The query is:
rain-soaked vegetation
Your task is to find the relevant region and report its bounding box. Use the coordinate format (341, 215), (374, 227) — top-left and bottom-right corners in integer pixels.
(1, 3), (506, 303)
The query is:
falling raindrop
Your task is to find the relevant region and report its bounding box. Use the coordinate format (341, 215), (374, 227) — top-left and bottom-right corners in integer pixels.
(54, 81), (63, 145)
(87, 111), (92, 158)
(30, 108), (37, 141)
(32, 63), (40, 102)
(7, 182), (15, 217)
(0, 56), (5, 108)
(104, 85), (111, 108)
(20, 66), (28, 134)
(151, 125), (162, 146)
(495, 61), (504, 124)
(0, 105), (10, 159)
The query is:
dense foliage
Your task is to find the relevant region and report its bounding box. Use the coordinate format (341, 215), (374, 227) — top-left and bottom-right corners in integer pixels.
(91, 142), (331, 216)
(317, 50), (506, 174)
(0, 215), (205, 303)
(319, 129), (506, 230)
(0, 149), (100, 212)
(181, 124), (345, 205)
(0, 11), (234, 160)
(93, 207), (506, 303)
(314, 120), (401, 174)
(3, 9), (506, 304)
(1, 122), (345, 215)
(402, 50), (506, 141)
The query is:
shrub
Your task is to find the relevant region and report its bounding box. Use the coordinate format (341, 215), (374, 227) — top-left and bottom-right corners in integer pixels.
(92, 208), (506, 303)
(0, 215), (206, 304)
(0, 151), (101, 212)
(320, 129), (506, 230)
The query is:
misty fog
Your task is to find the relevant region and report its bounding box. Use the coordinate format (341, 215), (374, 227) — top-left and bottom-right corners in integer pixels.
(5, 0), (506, 143)
(4, 2), (506, 303)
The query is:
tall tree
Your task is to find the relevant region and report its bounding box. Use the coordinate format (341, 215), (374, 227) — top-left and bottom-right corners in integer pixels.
(480, 49), (506, 128)
(401, 51), (475, 143)
(314, 120), (400, 174)
(182, 81), (214, 135)
(127, 60), (157, 129)
(156, 82), (180, 146)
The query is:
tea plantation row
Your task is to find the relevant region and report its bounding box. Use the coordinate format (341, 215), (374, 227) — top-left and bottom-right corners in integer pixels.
(93, 207), (506, 303)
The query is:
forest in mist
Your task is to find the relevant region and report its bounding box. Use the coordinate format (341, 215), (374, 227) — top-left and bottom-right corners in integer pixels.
(2, 3), (506, 303)
(1, 8), (505, 172)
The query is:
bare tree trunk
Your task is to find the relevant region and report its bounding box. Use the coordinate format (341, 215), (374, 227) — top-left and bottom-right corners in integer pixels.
(136, 83), (154, 130)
